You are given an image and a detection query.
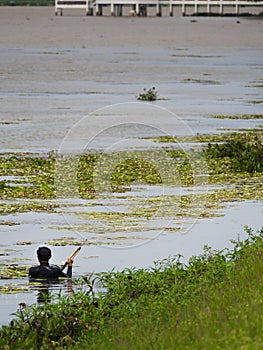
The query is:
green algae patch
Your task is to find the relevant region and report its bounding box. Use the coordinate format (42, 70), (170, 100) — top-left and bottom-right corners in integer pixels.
(247, 99), (263, 105)
(183, 78), (221, 85)
(0, 284), (30, 294)
(16, 241), (35, 246)
(80, 129), (263, 227)
(44, 237), (85, 246)
(0, 202), (59, 215)
(0, 121), (20, 125)
(0, 155), (55, 200)
(171, 54), (223, 58)
(46, 192), (219, 238)
(212, 114), (263, 119)
(0, 220), (19, 226)
(153, 128), (263, 144)
(0, 265), (28, 279)
(0, 130), (263, 224)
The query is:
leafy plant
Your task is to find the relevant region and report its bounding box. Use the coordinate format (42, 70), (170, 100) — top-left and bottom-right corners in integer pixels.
(137, 87), (158, 101)
(205, 133), (263, 173)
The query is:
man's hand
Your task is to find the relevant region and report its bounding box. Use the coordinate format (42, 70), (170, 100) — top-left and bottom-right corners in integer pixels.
(67, 258), (73, 267)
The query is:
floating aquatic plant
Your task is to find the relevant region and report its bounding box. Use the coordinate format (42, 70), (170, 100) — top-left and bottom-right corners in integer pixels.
(183, 78), (221, 85)
(44, 237), (83, 246)
(205, 133), (263, 173)
(0, 284), (30, 294)
(16, 241), (35, 246)
(0, 265), (28, 279)
(137, 87), (158, 101)
(212, 114), (263, 119)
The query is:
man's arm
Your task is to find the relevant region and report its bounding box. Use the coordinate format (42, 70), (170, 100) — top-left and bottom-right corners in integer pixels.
(64, 258), (73, 278)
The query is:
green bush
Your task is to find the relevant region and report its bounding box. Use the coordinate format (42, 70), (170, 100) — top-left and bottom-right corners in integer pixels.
(205, 133), (263, 173)
(137, 87), (158, 101)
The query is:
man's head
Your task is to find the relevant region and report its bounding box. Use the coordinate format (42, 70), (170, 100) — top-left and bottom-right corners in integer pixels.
(37, 247), (52, 262)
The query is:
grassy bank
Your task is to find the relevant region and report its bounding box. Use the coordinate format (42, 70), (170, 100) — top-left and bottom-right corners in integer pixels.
(0, 228), (262, 349)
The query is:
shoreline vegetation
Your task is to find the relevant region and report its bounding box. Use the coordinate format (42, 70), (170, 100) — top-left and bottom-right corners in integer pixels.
(0, 228), (262, 349)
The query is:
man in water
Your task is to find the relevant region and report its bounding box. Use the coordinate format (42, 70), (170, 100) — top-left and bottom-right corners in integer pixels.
(29, 246), (73, 279)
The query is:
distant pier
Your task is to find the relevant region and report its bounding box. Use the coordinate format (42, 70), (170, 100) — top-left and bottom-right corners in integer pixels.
(55, 0), (263, 16)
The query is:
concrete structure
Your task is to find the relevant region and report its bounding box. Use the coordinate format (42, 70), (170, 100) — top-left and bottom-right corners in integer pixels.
(55, 0), (92, 15)
(55, 0), (263, 16)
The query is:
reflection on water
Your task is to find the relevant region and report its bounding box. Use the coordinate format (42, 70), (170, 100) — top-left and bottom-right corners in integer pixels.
(29, 279), (74, 304)
(0, 277), (91, 327)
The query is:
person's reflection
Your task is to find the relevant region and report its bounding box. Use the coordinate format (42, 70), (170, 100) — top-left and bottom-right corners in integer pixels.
(37, 281), (51, 303)
(29, 279), (74, 303)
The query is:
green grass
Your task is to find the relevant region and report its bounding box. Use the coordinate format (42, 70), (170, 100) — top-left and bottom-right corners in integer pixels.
(1, 228), (262, 349)
(79, 230), (263, 350)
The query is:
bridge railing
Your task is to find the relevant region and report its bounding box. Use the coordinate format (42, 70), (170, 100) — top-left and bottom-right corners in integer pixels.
(53, 0), (263, 16)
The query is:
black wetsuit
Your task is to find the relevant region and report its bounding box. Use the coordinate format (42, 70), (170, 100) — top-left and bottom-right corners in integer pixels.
(29, 262), (72, 279)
